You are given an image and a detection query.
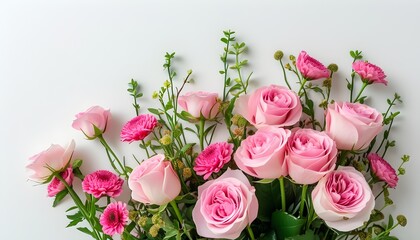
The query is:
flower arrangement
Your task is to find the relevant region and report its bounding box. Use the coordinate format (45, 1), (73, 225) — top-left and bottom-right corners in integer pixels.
(27, 30), (409, 240)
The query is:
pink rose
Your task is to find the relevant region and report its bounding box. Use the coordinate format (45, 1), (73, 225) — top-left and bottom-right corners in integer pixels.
(100, 201), (129, 236)
(235, 85), (302, 128)
(194, 142), (233, 180)
(120, 114), (157, 143)
(325, 102), (383, 150)
(82, 170), (124, 198)
(178, 91), (220, 119)
(296, 51), (330, 80)
(128, 154), (181, 205)
(312, 166), (375, 232)
(286, 128), (337, 184)
(234, 126), (290, 178)
(192, 169), (258, 239)
(72, 106), (110, 138)
(367, 153), (398, 188)
(47, 167), (74, 197)
(26, 140), (75, 183)
(352, 61), (387, 85)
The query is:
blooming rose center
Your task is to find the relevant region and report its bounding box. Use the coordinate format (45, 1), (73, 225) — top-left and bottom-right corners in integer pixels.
(263, 89), (291, 108)
(327, 173), (362, 207)
(292, 135), (323, 156)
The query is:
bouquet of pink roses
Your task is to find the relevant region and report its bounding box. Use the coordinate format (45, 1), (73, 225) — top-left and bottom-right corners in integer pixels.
(27, 30), (409, 240)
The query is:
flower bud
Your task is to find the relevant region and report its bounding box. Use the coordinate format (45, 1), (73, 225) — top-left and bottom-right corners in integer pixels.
(274, 50), (284, 60)
(183, 168), (192, 179)
(152, 91), (159, 99)
(160, 135), (172, 145)
(397, 215), (407, 227)
(289, 55), (296, 61)
(149, 224), (160, 237)
(328, 63), (339, 72)
(129, 211), (138, 221)
(137, 216), (147, 227)
(163, 80), (171, 88)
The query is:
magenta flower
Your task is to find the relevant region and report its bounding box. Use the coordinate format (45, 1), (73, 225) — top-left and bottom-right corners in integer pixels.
(296, 51), (330, 80)
(367, 153), (398, 188)
(47, 167), (74, 197)
(100, 201), (129, 236)
(82, 170), (124, 198)
(121, 114), (158, 143)
(194, 142), (233, 180)
(352, 61), (387, 85)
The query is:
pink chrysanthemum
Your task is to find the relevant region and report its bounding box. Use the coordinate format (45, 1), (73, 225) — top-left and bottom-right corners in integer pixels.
(100, 201), (129, 236)
(121, 114), (158, 143)
(82, 170), (124, 198)
(296, 51), (330, 80)
(367, 153), (398, 188)
(352, 61), (388, 85)
(194, 142), (233, 180)
(47, 167), (74, 197)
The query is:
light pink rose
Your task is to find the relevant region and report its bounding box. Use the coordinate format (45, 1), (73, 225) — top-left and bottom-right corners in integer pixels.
(235, 85), (302, 128)
(27, 140), (75, 183)
(192, 169), (258, 239)
(194, 142), (233, 180)
(286, 128), (337, 184)
(128, 154), (181, 205)
(325, 102), (383, 150)
(234, 126), (290, 178)
(178, 91), (220, 119)
(121, 114), (157, 143)
(367, 153), (398, 188)
(82, 170), (124, 198)
(47, 167), (74, 197)
(296, 51), (330, 80)
(312, 166), (375, 232)
(72, 106), (110, 138)
(353, 61), (388, 85)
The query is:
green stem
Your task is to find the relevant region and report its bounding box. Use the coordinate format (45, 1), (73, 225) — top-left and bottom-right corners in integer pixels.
(279, 177), (286, 212)
(141, 140), (151, 158)
(247, 225), (255, 240)
(353, 81), (369, 103)
(279, 60), (292, 90)
(97, 135), (128, 179)
(299, 185), (308, 218)
(169, 200), (193, 240)
(298, 78), (307, 96)
(198, 118), (205, 151)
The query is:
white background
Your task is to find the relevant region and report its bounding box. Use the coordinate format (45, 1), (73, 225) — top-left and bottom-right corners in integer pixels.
(1, 0), (419, 239)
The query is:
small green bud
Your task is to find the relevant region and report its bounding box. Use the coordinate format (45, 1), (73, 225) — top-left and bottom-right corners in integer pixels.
(327, 63), (339, 72)
(402, 155), (410, 162)
(285, 63), (292, 70)
(129, 210), (138, 221)
(397, 215), (407, 226)
(137, 216), (147, 227)
(274, 50), (284, 60)
(176, 160), (185, 169)
(289, 55), (296, 61)
(373, 226), (383, 235)
(183, 168), (192, 179)
(163, 80), (171, 88)
(323, 78), (332, 88)
(159, 135), (172, 145)
(149, 224), (160, 237)
(187, 69), (193, 75)
(152, 91), (159, 99)
(152, 214), (162, 225)
(398, 167), (406, 175)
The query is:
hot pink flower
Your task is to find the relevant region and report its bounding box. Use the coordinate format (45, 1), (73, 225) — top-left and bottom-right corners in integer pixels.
(178, 91), (220, 119)
(296, 51), (330, 80)
(47, 167), (74, 197)
(367, 153), (398, 188)
(72, 106), (110, 139)
(121, 114), (157, 143)
(352, 61), (387, 85)
(100, 201), (129, 236)
(194, 142), (233, 180)
(82, 170), (124, 198)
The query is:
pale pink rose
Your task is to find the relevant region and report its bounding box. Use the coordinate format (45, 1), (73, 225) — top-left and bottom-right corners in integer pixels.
(82, 170), (124, 198)
(235, 85), (302, 128)
(234, 126), (291, 178)
(286, 128), (337, 184)
(178, 91), (220, 119)
(121, 114), (157, 143)
(312, 166), (375, 231)
(100, 201), (129, 236)
(325, 102), (383, 150)
(47, 167), (74, 197)
(26, 140), (75, 183)
(367, 153), (398, 188)
(192, 169), (258, 239)
(194, 142), (234, 180)
(128, 154), (181, 205)
(296, 51), (330, 80)
(352, 61), (387, 85)
(72, 106), (110, 138)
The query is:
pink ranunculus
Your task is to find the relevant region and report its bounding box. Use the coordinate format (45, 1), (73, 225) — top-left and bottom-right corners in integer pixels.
(72, 106), (110, 139)
(235, 85), (302, 129)
(312, 166), (375, 232)
(325, 102), (383, 150)
(234, 126), (291, 178)
(26, 140), (75, 183)
(82, 170), (124, 198)
(352, 61), (388, 85)
(286, 128), (338, 184)
(128, 154), (181, 205)
(121, 114), (157, 143)
(296, 51), (330, 80)
(194, 142), (234, 180)
(192, 169), (258, 239)
(178, 91), (220, 119)
(47, 167), (74, 197)
(100, 201), (129, 236)
(367, 153), (398, 188)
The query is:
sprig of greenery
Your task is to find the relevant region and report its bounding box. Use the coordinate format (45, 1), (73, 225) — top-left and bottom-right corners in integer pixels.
(127, 79), (143, 116)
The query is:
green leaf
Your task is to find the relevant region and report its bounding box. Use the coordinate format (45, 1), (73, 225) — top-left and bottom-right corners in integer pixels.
(53, 188), (69, 207)
(165, 100), (173, 111)
(285, 229), (319, 240)
(66, 206), (78, 212)
(271, 210), (306, 240)
(388, 214), (394, 229)
(125, 166), (133, 173)
(66, 218), (83, 228)
(254, 178), (276, 184)
(72, 159), (83, 169)
(148, 108), (161, 115)
(259, 230), (277, 240)
(77, 227), (94, 237)
(179, 143), (195, 155)
(255, 180), (282, 222)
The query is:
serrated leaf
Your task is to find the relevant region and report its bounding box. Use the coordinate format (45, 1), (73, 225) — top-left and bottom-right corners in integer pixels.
(66, 217), (83, 228)
(53, 189), (69, 207)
